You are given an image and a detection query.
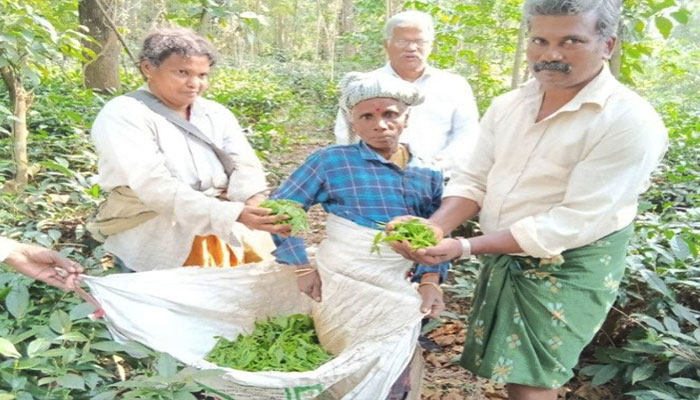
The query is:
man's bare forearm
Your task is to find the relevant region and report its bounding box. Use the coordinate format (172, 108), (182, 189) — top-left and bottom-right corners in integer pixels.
(469, 229), (523, 256)
(429, 196), (480, 234)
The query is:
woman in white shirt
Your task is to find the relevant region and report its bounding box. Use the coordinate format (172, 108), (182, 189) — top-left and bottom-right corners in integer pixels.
(90, 28), (289, 272)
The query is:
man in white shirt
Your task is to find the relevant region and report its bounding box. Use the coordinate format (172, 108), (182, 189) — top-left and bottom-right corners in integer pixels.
(390, 1), (667, 399)
(334, 11), (480, 174)
(0, 237), (83, 291)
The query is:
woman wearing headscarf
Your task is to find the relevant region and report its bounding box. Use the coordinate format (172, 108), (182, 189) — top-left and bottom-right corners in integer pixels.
(89, 28), (289, 272)
(271, 72), (448, 399)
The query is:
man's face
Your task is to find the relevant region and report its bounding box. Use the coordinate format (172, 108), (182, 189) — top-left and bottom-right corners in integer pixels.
(526, 12), (615, 90)
(384, 26), (433, 72)
(350, 98), (408, 158)
(141, 54), (210, 110)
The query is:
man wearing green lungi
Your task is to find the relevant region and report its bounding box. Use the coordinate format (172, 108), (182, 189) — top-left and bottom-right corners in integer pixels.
(389, 0), (668, 399)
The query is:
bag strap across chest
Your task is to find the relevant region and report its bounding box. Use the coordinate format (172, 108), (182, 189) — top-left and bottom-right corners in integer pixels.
(125, 90), (236, 176)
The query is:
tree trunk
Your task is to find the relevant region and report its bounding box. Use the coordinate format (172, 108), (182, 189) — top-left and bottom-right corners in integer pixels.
(510, 18), (527, 89)
(1, 67), (31, 187)
(80, 0), (121, 91)
(339, 0), (356, 57)
(197, 6), (211, 35)
(315, 0), (324, 60)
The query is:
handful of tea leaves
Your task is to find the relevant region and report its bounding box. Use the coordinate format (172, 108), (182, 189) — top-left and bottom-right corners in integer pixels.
(260, 199), (309, 235)
(206, 314), (333, 372)
(371, 219), (438, 254)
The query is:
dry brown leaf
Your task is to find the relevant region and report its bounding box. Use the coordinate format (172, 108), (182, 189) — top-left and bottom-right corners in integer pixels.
(425, 352), (443, 368)
(435, 335), (457, 346)
(443, 389), (464, 400)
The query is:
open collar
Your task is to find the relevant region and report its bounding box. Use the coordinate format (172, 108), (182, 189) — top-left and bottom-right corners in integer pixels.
(383, 63), (434, 83)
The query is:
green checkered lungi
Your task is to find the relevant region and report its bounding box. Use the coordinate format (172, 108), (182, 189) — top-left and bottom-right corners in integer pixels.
(460, 225), (633, 388)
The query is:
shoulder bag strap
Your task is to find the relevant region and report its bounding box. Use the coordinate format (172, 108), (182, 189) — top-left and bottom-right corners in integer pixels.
(125, 90), (236, 176)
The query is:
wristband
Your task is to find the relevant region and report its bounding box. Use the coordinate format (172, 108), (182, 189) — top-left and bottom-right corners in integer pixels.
(0, 237), (18, 263)
(457, 237), (472, 260)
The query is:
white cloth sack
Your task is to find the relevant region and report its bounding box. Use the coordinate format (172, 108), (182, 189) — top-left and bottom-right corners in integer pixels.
(82, 214), (424, 399)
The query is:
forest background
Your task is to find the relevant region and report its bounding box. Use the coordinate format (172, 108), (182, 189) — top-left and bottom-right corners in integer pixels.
(1, 0), (698, 399)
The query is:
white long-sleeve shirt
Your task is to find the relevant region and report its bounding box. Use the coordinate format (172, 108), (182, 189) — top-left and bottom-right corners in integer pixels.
(91, 90), (268, 271)
(444, 66), (668, 258)
(334, 64), (480, 173)
(0, 237), (17, 263)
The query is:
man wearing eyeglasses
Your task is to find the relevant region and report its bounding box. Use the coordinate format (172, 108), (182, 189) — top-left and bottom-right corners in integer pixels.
(334, 10), (480, 175)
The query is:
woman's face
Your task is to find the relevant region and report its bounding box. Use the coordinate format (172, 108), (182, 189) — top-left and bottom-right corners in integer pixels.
(350, 98), (408, 159)
(141, 54), (210, 111)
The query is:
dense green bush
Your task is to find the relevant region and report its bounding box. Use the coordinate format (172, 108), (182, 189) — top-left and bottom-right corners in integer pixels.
(0, 269), (222, 399)
(576, 105), (700, 400)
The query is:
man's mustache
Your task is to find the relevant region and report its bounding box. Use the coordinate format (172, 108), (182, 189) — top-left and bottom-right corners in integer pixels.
(533, 61), (571, 73)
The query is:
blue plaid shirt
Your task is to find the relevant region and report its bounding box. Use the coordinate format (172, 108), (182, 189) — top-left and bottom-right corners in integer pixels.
(271, 141), (449, 281)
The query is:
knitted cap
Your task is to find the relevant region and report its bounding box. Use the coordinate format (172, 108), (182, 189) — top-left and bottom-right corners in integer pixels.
(339, 72), (424, 118)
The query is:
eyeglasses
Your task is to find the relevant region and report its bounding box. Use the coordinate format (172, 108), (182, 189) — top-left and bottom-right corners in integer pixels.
(391, 39), (432, 48)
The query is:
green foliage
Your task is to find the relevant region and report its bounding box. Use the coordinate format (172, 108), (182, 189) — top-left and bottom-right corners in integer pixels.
(577, 105), (700, 398)
(260, 199), (309, 235)
(206, 314), (332, 372)
(371, 219), (438, 254)
(0, 0), (90, 84)
(619, 0), (691, 85)
(0, 269), (216, 399)
(206, 63), (337, 160)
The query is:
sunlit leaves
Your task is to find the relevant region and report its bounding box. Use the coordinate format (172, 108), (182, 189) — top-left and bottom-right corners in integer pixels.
(655, 16), (673, 38)
(0, 337), (21, 358)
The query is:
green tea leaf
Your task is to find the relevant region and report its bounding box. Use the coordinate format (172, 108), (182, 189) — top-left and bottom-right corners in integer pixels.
(591, 364), (619, 386)
(654, 16), (673, 39)
(156, 352), (178, 378)
(206, 314), (332, 372)
(6, 285), (30, 319)
(27, 338), (51, 357)
(49, 310), (72, 334)
(631, 364), (655, 384)
(370, 219), (438, 254)
(260, 199), (310, 235)
(0, 337), (21, 358)
(56, 373), (85, 390)
(669, 377), (700, 389)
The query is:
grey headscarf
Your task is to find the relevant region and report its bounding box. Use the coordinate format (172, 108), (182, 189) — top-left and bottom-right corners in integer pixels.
(339, 72), (424, 120)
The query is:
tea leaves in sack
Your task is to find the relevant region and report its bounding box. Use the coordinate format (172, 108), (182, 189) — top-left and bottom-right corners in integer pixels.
(206, 314), (333, 372)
